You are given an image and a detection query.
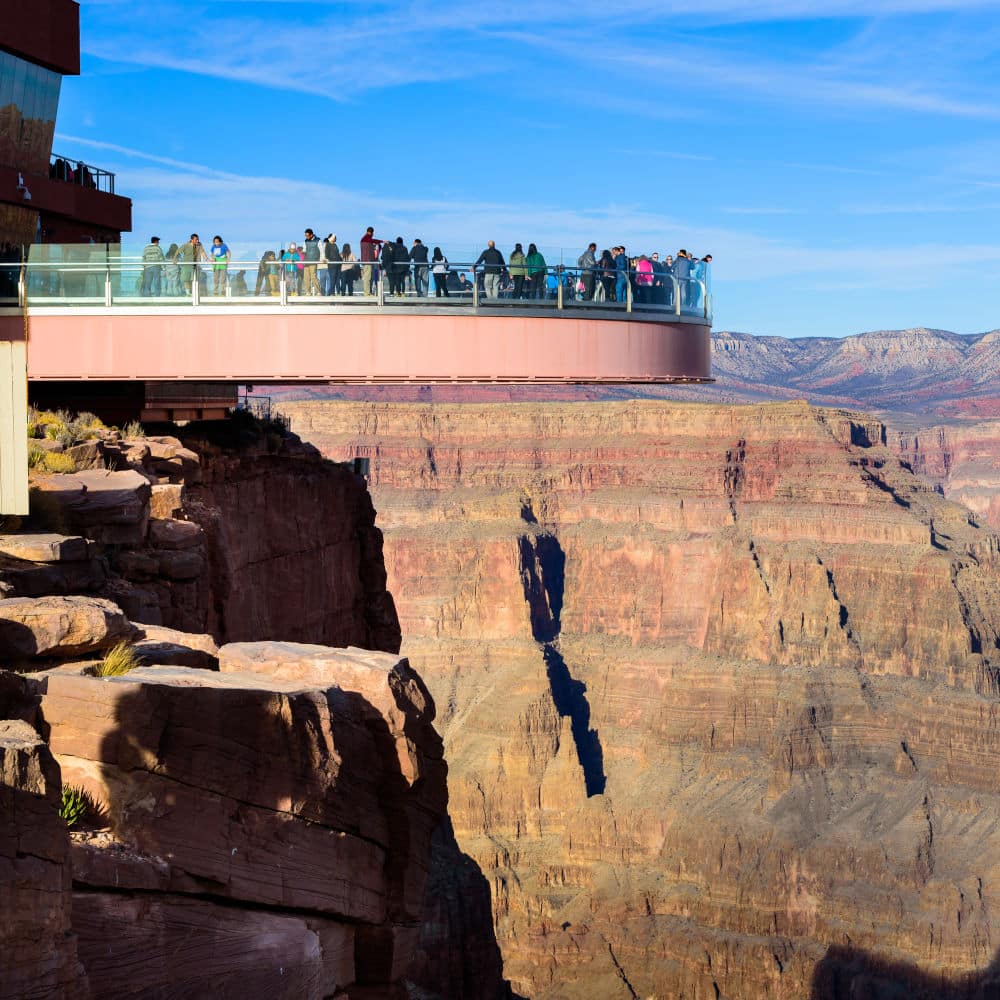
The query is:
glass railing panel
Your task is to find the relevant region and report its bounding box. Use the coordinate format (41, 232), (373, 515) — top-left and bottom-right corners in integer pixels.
(16, 245), (712, 321)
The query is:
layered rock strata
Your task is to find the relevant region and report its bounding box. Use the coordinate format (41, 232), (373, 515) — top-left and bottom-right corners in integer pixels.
(0, 622), (448, 999)
(10, 423), (399, 652)
(283, 398), (1000, 999)
(893, 419), (1000, 532)
(0, 719), (87, 999)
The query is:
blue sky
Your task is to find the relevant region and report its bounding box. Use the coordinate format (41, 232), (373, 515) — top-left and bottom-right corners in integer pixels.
(53, 0), (1000, 337)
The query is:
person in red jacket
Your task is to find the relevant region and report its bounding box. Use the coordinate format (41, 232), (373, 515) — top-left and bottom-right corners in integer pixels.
(360, 226), (383, 296)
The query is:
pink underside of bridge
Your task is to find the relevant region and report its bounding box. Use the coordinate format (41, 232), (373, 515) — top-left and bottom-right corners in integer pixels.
(14, 311), (712, 383)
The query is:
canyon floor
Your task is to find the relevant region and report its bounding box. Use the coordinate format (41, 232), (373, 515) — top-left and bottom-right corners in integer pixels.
(282, 398), (1000, 1000)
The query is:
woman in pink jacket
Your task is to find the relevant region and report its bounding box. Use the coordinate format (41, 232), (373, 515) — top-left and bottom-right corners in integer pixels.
(635, 254), (654, 304)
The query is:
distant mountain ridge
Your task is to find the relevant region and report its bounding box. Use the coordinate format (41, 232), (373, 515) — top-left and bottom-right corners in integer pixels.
(260, 326), (1000, 420)
(709, 327), (1000, 417)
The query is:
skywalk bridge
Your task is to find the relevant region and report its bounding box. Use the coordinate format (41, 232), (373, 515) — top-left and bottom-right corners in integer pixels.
(0, 249), (714, 513)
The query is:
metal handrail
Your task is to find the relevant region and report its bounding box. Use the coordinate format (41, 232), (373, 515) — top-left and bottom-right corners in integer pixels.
(48, 155), (117, 195)
(5, 259), (713, 322)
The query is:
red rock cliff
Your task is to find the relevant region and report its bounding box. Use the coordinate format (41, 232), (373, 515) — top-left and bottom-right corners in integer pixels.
(283, 398), (1000, 1000)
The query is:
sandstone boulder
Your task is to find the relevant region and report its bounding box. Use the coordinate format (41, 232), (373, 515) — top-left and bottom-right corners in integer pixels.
(149, 483), (183, 519)
(134, 624), (218, 669)
(41, 659), (445, 926)
(0, 595), (138, 660)
(34, 469), (152, 546)
(0, 719), (87, 999)
(148, 517), (203, 550)
(39, 651), (447, 996)
(0, 533), (89, 564)
(65, 440), (103, 467)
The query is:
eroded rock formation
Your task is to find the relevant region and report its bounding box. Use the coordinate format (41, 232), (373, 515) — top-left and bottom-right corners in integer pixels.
(892, 419), (1000, 532)
(38, 645), (446, 999)
(283, 398), (1000, 999)
(7, 422), (400, 652)
(0, 420), (470, 999)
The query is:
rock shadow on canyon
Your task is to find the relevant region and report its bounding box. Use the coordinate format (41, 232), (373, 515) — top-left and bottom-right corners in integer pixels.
(811, 944), (1000, 1000)
(519, 533), (607, 798)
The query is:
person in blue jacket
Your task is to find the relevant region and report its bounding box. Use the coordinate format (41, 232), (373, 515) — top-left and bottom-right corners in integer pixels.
(614, 246), (629, 304)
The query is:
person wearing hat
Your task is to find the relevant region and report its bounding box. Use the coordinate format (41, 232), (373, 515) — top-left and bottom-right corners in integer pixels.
(302, 228), (321, 295)
(141, 235), (164, 296)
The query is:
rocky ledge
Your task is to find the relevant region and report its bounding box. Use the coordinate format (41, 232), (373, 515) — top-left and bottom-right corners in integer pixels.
(0, 598), (447, 999)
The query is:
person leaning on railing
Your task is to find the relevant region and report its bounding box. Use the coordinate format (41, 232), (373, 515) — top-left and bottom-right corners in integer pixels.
(177, 234), (209, 294)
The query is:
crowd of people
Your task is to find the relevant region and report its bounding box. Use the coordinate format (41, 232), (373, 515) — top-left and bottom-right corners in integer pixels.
(138, 228), (713, 309)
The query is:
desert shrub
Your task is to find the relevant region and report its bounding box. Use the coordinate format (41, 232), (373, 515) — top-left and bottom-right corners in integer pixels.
(58, 786), (91, 828)
(41, 451), (77, 474)
(25, 487), (69, 533)
(67, 412), (105, 441)
(121, 419), (145, 440)
(27, 444), (46, 469)
(95, 642), (142, 677)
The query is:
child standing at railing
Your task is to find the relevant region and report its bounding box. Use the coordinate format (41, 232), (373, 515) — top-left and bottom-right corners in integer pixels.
(210, 236), (231, 295)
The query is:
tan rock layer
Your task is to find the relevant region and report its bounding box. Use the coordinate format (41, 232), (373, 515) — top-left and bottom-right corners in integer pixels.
(282, 399), (1000, 999)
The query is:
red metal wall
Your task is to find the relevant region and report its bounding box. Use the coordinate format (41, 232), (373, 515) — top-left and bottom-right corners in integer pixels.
(0, 0), (80, 76)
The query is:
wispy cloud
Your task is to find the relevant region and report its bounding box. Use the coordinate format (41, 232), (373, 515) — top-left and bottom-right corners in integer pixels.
(78, 0), (1000, 118)
(53, 134), (1000, 295)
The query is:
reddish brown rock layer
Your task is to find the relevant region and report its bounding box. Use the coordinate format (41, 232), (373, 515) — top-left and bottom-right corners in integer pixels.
(283, 398), (1000, 999)
(892, 419), (1000, 532)
(3, 425), (400, 653)
(38, 646), (447, 998)
(0, 719), (87, 1000)
(177, 427), (400, 650)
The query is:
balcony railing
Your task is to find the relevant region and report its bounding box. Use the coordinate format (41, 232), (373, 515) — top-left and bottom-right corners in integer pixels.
(1, 254), (713, 324)
(48, 155), (117, 195)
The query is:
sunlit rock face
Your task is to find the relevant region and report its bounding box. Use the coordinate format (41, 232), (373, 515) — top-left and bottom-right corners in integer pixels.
(892, 419), (1000, 532)
(283, 398), (1000, 1000)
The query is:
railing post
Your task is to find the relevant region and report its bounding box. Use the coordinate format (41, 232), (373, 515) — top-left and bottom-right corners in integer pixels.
(626, 275), (633, 313)
(473, 268), (479, 310)
(192, 268), (200, 307)
(104, 265), (112, 308)
(279, 273), (288, 307)
(378, 268), (385, 308)
(17, 264), (26, 309)
(557, 275), (563, 310)
(673, 278), (681, 317)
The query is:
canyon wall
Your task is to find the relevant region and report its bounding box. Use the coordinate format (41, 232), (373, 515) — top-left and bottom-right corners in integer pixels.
(0, 420), (485, 999)
(283, 398), (1000, 1000)
(891, 419), (1000, 532)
